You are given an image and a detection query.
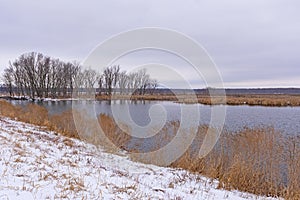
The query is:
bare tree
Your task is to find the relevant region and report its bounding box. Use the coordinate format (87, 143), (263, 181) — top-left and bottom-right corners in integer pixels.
(2, 67), (14, 96)
(118, 71), (129, 94)
(148, 79), (159, 94)
(36, 55), (51, 97)
(103, 65), (120, 95)
(83, 68), (98, 95)
(74, 70), (85, 96)
(97, 74), (104, 95)
(70, 61), (81, 94)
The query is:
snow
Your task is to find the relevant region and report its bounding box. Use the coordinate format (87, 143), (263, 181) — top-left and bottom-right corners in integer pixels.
(0, 117), (280, 199)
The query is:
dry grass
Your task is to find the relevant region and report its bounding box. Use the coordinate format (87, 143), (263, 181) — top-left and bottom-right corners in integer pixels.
(0, 100), (22, 118)
(0, 100), (130, 152)
(170, 127), (300, 199)
(283, 136), (300, 199)
(95, 93), (300, 106)
(226, 94), (300, 106)
(20, 104), (49, 125)
(48, 110), (79, 139)
(97, 114), (131, 149)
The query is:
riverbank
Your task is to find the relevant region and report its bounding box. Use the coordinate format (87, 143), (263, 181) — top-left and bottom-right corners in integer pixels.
(0, 117), (279, 199)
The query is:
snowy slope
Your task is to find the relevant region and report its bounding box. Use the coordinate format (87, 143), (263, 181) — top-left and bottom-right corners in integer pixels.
(0, 117), (279, 200)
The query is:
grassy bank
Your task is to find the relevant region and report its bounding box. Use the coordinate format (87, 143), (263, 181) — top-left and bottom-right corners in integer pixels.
(0, 100), (299, 199)
(0, 117), (276, 199)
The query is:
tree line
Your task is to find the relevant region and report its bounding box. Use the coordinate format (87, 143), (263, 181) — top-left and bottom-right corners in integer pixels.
(1, 52), (158, 99)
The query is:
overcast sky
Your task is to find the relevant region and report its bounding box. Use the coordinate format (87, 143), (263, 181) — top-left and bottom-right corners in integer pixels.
(0, 0), (299, 88)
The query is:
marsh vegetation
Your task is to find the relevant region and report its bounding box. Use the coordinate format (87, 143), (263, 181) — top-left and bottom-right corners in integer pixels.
(0, 100), (299, 199)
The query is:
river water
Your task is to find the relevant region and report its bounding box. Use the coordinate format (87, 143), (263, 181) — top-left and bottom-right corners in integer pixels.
(11, 100), (300, 135)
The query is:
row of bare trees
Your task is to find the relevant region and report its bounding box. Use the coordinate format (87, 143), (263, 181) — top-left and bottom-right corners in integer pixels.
(2, 52), (81, 99)
(98, 65), (158, 95)
(1, 52), (158, 99)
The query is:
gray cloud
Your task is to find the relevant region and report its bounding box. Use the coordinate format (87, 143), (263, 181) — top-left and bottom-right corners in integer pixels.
(0, 0), (299, 87)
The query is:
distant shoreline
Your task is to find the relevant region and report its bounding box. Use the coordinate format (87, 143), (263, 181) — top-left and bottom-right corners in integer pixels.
(1, 93), (300, 107)
(95, 93), (300, 107)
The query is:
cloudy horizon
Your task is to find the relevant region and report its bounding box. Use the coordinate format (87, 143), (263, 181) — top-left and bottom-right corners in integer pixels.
(0, 0), (299, 88)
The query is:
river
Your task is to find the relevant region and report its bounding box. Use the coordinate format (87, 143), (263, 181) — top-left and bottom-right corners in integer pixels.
(10, 100), (300, 135)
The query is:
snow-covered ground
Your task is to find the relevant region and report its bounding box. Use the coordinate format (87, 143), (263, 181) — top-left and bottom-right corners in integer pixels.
(0, 117), (279, 199)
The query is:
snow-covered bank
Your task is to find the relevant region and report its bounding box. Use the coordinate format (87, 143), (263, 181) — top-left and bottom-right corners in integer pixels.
(0, 117), (279, 199)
